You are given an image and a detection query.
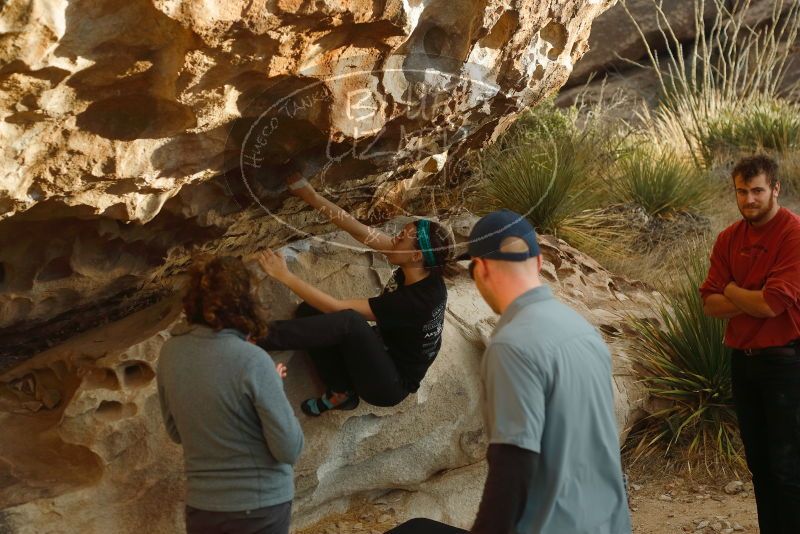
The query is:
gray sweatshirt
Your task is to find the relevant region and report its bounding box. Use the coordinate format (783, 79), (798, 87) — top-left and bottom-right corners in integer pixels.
(157, 325), (304, 512)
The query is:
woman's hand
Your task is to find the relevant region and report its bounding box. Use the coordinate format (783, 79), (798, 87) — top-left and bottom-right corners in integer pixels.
(257, 249), (291, 282)
(275, 362), (288, 380)
(286, 171), (317, 204)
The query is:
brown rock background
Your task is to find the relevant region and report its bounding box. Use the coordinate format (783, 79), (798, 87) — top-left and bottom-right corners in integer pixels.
(564, 0), (800, 92)
(0, 0), (614, 361)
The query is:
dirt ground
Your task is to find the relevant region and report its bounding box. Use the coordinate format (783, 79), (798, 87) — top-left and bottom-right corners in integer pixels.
(627, 467), (758, 534)
(297, 464), (759, 534)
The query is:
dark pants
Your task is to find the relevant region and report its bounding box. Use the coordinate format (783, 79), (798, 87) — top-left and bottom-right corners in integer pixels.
(386, 518), (468, 534)
(259, 302), (408, 407)
(731, 348), (800, 534)
(185, 501), (291, 534)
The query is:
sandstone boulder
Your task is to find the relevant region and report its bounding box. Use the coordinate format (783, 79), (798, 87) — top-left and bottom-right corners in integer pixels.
(0, 0), (615, 351)
(0, 223), (658, 533)
(567, 0), (797, 86)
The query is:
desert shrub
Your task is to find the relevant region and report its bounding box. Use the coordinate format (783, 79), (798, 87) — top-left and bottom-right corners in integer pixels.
(479, 124), (630, 254)
(612, 146), (713, 216)
(476, 97), (636, 255)
(697, 101), (800, 166)
(511, 98), (579, 143)
(625, 246), (744, 474)
(626, 0), (800, 167)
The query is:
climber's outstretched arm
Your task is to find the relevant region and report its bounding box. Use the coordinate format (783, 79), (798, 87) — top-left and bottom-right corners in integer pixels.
(257, 249), (376, 321)
(286, 173), (394, 252)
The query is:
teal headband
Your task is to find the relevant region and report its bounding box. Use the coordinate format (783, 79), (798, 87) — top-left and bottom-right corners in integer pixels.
(416, 219), (437, 267)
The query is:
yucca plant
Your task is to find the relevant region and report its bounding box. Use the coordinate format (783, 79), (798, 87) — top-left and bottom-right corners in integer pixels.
(613, 146), (713, 216)
(625, 247), (744, 474)
(479, 127), (630, 255)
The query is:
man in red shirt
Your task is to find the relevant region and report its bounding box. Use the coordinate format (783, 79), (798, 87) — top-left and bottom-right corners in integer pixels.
(701, 155), (800, 534)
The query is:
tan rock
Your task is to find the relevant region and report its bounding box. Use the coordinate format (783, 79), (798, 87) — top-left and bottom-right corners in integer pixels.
(0, 223), (658, 533)
(0, 0), (615, 346)
(567, 0), (796, 86)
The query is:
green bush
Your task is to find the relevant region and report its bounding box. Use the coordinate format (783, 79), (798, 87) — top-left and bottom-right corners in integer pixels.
(480, 128), (628, 254)
(697, 101), (800, 166)
(511, 99), (579, 143)
(625, 248), (743, 474)
(613, 146), (713, 216)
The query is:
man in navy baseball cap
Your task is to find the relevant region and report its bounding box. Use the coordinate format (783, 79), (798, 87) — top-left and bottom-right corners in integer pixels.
(465, 209), (543, 313)
(467, 208), (541, 261)
(467, 208), (631, 534)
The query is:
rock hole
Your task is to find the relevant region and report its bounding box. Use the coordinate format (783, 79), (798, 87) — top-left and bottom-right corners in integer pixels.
(480, 12), (519, 49)
(120, 361), (155, 388)
(540, 269), (557, 283)
(83, 368), (120, 391)
(423, 25), (448, 58)
(556, 265), (576, 278)
(36, 256), (73, 282)
(0, 262), (4, 286)
(539, 21), (567, 60)
(95, 400), (122, 419)
(76, 94), (197, 141)
(94, 400), (137, 421)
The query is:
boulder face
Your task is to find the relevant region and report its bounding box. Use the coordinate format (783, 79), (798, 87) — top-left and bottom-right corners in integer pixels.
(0, 0), (615, 357)
(566, 0), (798, 87)
(0, 224), (659, 533)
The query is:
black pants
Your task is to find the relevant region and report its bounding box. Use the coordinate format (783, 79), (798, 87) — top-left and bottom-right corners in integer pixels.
(731, 348), (800, 534)
(386, 518), (467, 534)
(259, 302), (408, 407)
(185, 501), (291, 534)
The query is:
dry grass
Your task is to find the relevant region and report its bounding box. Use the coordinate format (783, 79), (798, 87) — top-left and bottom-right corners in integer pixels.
(625, 0), (800, 165)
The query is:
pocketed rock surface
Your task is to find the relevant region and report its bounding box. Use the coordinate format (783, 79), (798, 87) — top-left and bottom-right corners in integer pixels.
(0, 0), (615, 352)
(0, 224), (659, 533)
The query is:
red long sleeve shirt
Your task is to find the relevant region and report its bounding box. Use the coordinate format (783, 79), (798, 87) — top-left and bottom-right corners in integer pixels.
(700, 207), (800, 349)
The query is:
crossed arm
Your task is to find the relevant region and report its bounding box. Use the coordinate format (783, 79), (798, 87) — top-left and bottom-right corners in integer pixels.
(703, 283), (777, 319)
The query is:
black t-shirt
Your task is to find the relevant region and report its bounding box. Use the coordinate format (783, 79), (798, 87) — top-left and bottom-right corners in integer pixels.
(368, 270), (447, 392)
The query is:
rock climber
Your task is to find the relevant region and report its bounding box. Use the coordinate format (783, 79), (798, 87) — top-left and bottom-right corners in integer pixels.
(157, 255), (304, 534)
(254, 172), (456, 416)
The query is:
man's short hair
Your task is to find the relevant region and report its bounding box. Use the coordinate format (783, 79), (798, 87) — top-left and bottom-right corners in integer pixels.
(732, 155), (779, 188)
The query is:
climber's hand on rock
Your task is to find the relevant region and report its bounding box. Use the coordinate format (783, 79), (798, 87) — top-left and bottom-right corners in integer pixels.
(275, 362), (288, 379)
(257, 249), (290, 281)
(286, 171), (316, 202)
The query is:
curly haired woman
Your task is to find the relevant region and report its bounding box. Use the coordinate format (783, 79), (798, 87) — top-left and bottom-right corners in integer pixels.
(255, 172), (455, 417)
(157, 256), (303, 534)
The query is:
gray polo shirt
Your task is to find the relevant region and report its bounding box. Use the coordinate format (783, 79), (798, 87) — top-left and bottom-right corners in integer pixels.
(481, 285), (631, 534)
